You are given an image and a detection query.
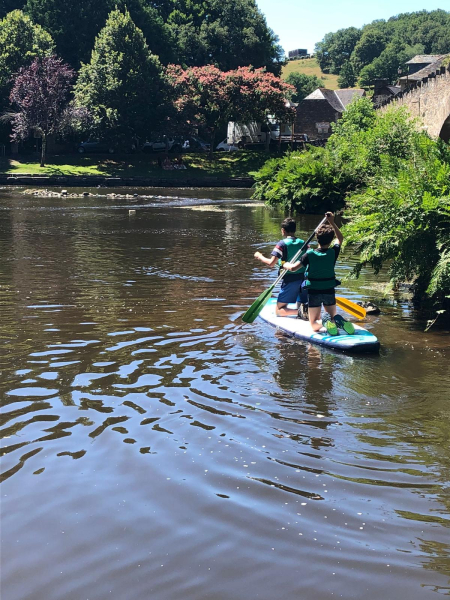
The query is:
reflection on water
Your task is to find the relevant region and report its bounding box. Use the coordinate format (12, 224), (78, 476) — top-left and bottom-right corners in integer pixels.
(1, 187), (449, 600)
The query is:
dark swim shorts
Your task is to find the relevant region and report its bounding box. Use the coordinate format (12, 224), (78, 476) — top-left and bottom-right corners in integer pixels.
(307, 291), (336, 308)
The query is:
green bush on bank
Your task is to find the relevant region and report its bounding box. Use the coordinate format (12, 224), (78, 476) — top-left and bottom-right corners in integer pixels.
(251, 97), (450, 317)
(344, 136), (450, 318)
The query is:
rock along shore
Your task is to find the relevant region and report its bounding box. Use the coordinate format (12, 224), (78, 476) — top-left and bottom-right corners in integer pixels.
(0, 174), (254, 188)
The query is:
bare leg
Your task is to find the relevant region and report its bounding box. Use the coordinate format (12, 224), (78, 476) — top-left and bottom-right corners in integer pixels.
(324, 304), (337, 319)
(276, 302), (298, 317)
(308, 306), (323, 331)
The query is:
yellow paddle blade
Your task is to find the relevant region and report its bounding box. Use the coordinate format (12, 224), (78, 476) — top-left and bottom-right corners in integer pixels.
(336, 296), (366, 320)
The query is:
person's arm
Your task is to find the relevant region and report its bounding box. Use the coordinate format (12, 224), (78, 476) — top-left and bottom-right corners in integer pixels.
(326, 211), (343, 245)
(283, 260), (300, 271)
(284, 253), (309, 272)
(254, 251), (278, 267)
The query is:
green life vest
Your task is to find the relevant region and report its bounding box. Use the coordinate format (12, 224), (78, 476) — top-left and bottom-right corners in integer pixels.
(304, 247), (340, 290)
(279, 237), (306, 279)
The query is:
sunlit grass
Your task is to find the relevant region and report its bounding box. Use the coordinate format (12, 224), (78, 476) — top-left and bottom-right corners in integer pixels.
(282, 57), (340, 90)
(0, 151), (269, 179)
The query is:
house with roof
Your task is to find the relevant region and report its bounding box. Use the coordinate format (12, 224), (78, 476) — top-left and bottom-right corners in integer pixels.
(295, 88), (366, 140)
(398, 55), (447, 90)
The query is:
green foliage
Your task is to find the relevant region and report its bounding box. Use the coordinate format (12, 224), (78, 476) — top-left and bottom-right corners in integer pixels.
(357, 40), (424, 88)
(343, 136), (450, 313)
(164, 0), (285, 74)
(251, 148), (350, 213)
(23, 0), (282, 73)
(315, 10), (450, 86)
(25, 0), (173, 67)
(285, 72), (323, 103)
(337, 61), (356, 88)
(0, 9), (53, 94)
(315, 27), (362, 74)
(73, 9), (165, 141)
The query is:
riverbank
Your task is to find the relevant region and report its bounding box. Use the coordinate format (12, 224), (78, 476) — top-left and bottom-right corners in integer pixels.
(0, 151), (268, 187)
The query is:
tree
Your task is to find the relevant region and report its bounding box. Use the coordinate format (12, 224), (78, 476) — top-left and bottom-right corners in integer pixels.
(316, 10), (450, 84)
(166, 64), (230, 157)
(337, 61), (357, 88)
(315, 27), (361, 74)
(8, 55), (77, 166)
(25, 0), (173, 67)
(25, 0), (113, 67)
(0, 10), (53, 95)
(358, 39), (423, 88)
(24, 0), (284, 72)
(167, 64), (294, 157)
(166, 0), (285, 74)
(285, 73), (323, 103)
(74, 9), (166, 142)
(350, 29), (387, 72)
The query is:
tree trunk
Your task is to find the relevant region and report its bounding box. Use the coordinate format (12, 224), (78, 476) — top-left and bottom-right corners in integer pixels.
(209, 129), (215, 160)
(40, 133), (47, 167)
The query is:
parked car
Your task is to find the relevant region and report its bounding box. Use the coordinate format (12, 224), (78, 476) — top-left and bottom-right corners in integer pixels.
(142, 137), (182, 153)
(77, 140), (116, 154)
(216, 138), (239, 152)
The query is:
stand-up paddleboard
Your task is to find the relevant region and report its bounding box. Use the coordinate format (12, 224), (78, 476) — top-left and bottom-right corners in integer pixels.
(259, 298), (380, 354)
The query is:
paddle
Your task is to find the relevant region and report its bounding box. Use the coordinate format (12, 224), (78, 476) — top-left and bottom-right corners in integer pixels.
(336, 297), (366, 319)
(242, 216), (327, 324)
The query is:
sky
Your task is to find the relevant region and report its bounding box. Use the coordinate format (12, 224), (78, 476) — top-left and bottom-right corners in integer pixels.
(255, 0), (448, 55)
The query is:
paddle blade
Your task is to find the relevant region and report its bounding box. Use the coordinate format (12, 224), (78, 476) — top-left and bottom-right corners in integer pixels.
(242, 284), (275, 323)
(336, 296), (366, 320)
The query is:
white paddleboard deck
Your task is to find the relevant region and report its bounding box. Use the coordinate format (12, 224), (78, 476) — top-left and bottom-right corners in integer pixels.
(259, 298), (380, 354)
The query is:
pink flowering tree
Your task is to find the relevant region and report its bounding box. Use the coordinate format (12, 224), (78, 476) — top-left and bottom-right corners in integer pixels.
(227, 66), (295, 123)
(8, 55), (87, 167)
(166, 64), (230, 158)
(166, 64), (295, 156)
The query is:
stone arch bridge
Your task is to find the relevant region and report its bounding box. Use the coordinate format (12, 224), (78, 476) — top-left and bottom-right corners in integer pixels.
(379, 64), (450, 141)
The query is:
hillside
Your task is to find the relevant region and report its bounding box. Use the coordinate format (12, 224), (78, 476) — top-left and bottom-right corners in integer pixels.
(282, 57), (340, 90)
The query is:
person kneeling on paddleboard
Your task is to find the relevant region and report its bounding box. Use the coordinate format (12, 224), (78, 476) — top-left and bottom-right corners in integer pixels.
(254, 217), (309, 318)
(284, 212), (355, 336)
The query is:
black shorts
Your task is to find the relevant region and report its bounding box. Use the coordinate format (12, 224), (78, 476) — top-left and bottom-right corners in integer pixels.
(307, 290), (336, 308)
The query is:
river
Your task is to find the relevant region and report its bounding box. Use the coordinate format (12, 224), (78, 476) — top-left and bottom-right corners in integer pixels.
(1, 186), (449, 600)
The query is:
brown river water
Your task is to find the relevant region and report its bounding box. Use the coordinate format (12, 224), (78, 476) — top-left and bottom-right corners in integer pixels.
(0, 186), (449, 600)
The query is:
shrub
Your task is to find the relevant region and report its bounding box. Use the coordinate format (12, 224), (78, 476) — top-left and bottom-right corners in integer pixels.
(343, 135), (450, 316)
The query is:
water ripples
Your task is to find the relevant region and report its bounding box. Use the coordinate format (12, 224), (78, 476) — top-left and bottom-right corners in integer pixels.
(1, 193), (450, 599)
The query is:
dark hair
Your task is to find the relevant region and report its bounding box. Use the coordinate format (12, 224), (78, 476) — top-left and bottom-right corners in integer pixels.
(281, 217), (296, 234)
(316, 224), (335, 246)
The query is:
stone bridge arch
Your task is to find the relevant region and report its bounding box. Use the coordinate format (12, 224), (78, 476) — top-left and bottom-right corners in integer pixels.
(379, 65), (450, 141)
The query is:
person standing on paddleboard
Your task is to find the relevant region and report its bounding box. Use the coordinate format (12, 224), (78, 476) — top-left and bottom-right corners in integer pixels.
(254, 217), (309, 319)
(283, 212), (355, 336)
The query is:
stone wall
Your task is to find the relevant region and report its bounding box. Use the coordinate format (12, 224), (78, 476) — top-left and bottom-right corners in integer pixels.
(295, 100), (339, 140)
(378, 65), (450, 139)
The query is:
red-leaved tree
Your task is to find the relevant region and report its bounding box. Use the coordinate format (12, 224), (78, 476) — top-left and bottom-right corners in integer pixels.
(166, 64), (294, 156)
(8, 55), (85, 167)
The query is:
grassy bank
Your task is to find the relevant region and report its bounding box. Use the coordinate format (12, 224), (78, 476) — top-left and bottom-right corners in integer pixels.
(282, 57), (340, 90)
(0, 151), (269, 180)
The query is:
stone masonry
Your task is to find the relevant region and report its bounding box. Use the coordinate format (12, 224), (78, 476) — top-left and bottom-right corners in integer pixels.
(379, 64), (450, 140)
